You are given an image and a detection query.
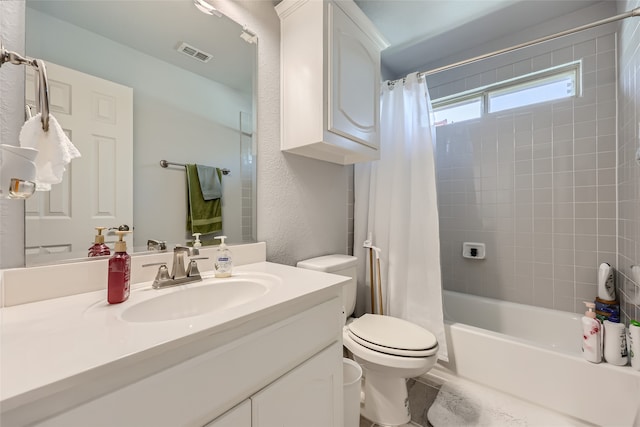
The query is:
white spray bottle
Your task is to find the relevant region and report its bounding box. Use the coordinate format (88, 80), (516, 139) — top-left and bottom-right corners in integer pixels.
(597, 262), (615, 301)
(582, 302), (602, 363)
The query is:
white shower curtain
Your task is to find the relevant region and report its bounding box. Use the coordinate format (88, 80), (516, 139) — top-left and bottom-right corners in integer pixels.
(354, 72), (448, 360)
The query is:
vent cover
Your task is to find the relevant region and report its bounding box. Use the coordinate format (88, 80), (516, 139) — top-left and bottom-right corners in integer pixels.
(177, 42), (212, 63)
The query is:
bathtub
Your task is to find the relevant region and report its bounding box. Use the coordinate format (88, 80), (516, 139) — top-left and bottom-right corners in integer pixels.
(436, 290), (640, 426)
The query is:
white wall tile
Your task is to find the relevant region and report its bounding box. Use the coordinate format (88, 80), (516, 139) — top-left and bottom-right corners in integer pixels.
(435, 25), (624, 313)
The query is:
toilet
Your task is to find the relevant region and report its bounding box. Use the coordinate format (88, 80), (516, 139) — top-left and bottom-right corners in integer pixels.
(297, 254), (438, 427)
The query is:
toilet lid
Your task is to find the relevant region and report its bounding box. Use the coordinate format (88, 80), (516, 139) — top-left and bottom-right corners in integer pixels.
(347, 314), (438, 357)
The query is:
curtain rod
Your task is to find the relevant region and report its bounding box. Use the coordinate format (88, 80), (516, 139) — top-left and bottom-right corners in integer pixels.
(407, 7), (640, 79)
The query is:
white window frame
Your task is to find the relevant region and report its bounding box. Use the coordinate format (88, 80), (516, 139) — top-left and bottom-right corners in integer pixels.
(432, 61), (581, 126)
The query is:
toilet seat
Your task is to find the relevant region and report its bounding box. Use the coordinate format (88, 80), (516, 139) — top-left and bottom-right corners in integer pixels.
(346, 314), (438, 357)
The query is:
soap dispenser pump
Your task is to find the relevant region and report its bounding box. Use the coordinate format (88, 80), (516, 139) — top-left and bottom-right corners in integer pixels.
(213, 235), (232, 278)
(193, 233), (202, 250)
(88, 226), (111, 257)
(108, 230), (132, 304)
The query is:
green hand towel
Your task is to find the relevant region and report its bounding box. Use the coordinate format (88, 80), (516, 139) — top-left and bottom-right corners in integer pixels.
(186, 164), (222, 235)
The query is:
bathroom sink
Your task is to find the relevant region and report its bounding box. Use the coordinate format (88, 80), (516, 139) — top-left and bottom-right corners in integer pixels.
(121, 277), (273, 322)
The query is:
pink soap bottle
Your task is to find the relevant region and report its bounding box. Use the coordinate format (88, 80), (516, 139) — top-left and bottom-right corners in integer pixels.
(88, 226), (111, 257)
(582, 302), (602, 363)
(108, 231), (131, 304)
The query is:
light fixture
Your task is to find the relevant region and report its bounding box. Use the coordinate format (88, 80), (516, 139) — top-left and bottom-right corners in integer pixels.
(240, 26), (257, 44)
(193, 0), (222, 17)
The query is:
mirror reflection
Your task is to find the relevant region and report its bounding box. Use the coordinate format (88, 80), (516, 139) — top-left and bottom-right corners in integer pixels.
(24, 0), (257, 266)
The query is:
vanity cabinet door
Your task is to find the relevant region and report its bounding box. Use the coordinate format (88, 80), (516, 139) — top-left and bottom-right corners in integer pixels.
(204, 400), (251, 427)
(328, 2), (380, 150)
(251, 342), (343, 427)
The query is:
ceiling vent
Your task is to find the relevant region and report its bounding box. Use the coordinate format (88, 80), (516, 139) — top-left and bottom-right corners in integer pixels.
(177, 42), (212, 63)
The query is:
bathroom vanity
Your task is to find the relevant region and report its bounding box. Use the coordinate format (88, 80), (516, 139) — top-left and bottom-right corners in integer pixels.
(0, 245), (346, 426)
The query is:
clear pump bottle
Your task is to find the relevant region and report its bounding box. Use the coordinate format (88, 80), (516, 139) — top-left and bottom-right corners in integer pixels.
(88, 226), (111, 257)
(108, 231), (131, 304)
(193, 233), (202, 251)
(214, 235), (233, 278)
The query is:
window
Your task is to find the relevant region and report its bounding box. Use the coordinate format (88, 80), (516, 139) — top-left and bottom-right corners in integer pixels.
(488, 69), (577, 113)
(433, 96), (482, 126)
(432, 62), (580, 127)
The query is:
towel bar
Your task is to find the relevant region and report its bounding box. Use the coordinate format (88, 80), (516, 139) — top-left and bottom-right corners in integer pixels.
(160, 160), (230, 175)
(0, 40), (50, 131)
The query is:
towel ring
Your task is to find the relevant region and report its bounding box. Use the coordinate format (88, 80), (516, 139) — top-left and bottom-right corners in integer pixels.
(0, 40), (50, 131)
(34, 59), (50, 132)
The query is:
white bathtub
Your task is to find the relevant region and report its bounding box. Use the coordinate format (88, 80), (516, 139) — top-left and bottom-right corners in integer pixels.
(438, 290), (640, 426)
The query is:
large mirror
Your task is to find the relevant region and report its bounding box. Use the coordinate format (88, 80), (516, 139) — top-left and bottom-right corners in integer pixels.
(23, 0), (257, 266)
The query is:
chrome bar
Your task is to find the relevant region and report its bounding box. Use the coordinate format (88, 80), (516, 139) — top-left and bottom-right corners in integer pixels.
(159, 159), (230, 175)
(387, 7), (640, 83)
(1, 40), (50, 131)
(34, 59), (50, 131)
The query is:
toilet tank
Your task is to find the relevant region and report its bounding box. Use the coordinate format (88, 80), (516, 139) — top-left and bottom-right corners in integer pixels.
(296, 254), (357, 317)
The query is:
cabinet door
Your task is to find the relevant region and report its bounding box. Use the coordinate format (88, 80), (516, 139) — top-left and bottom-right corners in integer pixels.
(328, 2), (380, 150)
(204, 400), (251, 427)
(252, 342), (343, 427)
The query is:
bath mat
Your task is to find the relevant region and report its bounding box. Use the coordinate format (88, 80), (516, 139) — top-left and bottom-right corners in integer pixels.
(427, 377), (589, 426)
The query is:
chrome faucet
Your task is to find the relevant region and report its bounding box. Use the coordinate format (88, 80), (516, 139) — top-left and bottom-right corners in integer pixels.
(143, 245), (207, 289)
(171, 245), (192, 279)
(147, 239), (167, 251)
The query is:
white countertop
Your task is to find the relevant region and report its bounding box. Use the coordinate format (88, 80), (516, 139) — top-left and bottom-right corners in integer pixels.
(0, 261), (346, 411)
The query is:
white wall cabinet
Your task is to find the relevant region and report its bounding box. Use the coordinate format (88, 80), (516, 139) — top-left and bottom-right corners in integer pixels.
(276, 0), (388, 165)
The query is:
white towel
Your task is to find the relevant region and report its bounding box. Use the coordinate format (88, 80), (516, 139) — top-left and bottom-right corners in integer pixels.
(19, 113), (81, 191)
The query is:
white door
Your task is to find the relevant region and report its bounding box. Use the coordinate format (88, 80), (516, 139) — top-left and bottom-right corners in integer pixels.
(251, 343), (343, 427)
(25, 62), (133, 260)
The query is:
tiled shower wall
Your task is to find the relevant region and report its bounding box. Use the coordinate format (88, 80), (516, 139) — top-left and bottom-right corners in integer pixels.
(430, 26), (618, 314)
(617, 0), (640, 323)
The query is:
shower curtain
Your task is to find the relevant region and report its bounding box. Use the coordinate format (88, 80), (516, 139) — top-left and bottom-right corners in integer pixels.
(354, 72), (448, 360)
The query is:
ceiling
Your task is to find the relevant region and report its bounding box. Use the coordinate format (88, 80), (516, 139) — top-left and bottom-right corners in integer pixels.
(355, 0), (605, 79)
(26, 0), (256, 94)
(27, 0), (609, 90)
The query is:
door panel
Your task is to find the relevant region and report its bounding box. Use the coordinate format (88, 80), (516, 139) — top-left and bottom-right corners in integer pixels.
(25, 62), (133, 258)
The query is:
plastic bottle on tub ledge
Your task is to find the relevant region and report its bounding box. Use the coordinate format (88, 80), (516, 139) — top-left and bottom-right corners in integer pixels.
(582, 302), (602, 363)
(629, 320), (640, 371)
(595, 262), (620, 323)
(603, 320), (628, 366)
(597, 262), (615, 300)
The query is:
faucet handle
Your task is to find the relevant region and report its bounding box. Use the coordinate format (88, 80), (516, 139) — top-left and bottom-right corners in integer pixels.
(186, 257), (209, 277)
(142, 262), (167, 268)
(142, 263), (172, 288)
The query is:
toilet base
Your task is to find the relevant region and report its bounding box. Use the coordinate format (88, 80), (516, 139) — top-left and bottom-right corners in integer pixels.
(360, 368), (411, 426)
